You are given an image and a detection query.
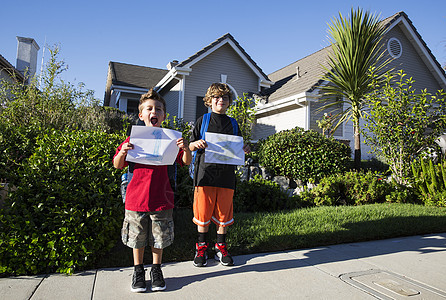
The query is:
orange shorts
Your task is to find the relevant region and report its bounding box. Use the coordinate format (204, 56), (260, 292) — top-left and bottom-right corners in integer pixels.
(193, 186), (234, 227)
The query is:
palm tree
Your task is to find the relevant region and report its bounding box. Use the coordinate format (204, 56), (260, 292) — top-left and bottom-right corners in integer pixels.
(321, 7), (391, 170)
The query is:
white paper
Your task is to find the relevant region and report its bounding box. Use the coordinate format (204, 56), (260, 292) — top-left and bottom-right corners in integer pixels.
(126, 126), (182, 165)
(204, 132), (245, 165)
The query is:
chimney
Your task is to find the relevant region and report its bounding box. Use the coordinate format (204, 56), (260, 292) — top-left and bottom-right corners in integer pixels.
(166, 60), (179, 70)
(16, 36), (40, 82)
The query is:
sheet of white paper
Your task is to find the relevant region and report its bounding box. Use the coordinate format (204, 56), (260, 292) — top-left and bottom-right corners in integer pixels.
(126, 126), (182, 165)
(204, 132), (245, 165)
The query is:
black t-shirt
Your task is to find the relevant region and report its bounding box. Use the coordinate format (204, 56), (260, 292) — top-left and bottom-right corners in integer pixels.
(191, 112), (241, 189)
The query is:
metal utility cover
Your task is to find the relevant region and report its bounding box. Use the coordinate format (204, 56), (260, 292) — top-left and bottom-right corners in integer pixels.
(340, 269), (446, 299)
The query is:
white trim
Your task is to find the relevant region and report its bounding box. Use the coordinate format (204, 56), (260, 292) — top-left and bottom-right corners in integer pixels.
(110, 84), (148, 94)
(155, 66), (192, 92)
(211, 216), (234, 226)
(224, 82), (239, 99)
(386, 16), (446, 88)
(305, 101), (310, 130)
(178, 75), (185, 118)
(255, 92), (315, 115)
(193, 217), (211, 226)
(181, 38), (273, 88)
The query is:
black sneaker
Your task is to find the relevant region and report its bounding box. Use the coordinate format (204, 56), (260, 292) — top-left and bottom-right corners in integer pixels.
(214, 242), (234, 266)
(131, 268), (146, 293)
(193, 242), (208, 267)
(150, 266), (166, 291)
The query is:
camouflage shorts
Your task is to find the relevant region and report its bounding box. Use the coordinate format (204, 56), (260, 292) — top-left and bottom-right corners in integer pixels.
(121, 209), (174, 249)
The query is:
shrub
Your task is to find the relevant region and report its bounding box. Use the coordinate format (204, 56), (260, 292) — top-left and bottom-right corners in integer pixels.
(301, 171), (418, 206)
(364, 70), (446, 185)
(233, 175), (306, 212)
(173, 165), (194, 208)
(0, 123), (42, 184)
(257, 127), (351, 183)
(0, 129), (126, 275)
(411, 158), (446, 207)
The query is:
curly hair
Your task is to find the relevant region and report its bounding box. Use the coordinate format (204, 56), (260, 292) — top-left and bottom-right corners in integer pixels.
(203, 83), (233, 108)
(139, 88), (166, 113)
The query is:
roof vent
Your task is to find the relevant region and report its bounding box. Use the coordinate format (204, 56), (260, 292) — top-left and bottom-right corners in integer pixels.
(387, 38), (402, 59)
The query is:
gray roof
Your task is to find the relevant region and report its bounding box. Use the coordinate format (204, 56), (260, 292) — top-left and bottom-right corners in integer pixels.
(263, 11), (446, 102)
(177, 33), (270, 80)
(0, 53), (24, 82)
(263, 46), (333, 102)
(109, 61), (168, 89)
(104, 61), (168, 106)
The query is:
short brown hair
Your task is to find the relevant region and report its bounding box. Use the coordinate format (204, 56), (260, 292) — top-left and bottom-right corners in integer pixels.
(139, 88), (166, 113)
(203, 83), (233, 108)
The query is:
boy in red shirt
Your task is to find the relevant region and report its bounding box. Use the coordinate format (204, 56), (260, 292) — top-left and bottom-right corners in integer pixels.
(114, 88), (191, 293)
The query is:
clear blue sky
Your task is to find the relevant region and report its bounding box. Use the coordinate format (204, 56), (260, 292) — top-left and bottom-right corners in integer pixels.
(1, 0), (445, 100)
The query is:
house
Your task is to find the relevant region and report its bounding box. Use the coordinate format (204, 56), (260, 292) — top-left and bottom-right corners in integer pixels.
(103, 12), (445, 158)
(0, 37), (40, 85)
(103, 33), (273, 122)
(252, 12), (446, 159)
(104, 62), (168, 115)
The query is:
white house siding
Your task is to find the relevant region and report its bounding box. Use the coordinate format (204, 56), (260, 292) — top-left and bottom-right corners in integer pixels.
(182, 44), (260, 123)
(308, 98), (343, 136)
(252, 105), (306, 141)
(385, 26), (442, 93)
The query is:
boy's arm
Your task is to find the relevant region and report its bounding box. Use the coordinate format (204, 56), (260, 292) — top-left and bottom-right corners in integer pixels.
(177, 138), (192, 165)
(113, 141), (133, 169)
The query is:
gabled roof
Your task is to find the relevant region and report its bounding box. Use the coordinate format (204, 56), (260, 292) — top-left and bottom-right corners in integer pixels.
(109, 61), (168, 89)
(263, 11), (446, 103)
(0, 53), (24, 82)
(383, 11), (446, 83)
(156, 33), (272, 92)
(104, 61), (168, 106)
(177, 33), (269, 80)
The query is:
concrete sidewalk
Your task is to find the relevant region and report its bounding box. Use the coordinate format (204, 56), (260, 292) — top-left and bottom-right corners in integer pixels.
(1, 233), (446, 299)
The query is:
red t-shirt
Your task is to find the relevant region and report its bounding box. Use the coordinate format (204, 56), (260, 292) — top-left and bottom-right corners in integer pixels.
(114, 136), (184, 212)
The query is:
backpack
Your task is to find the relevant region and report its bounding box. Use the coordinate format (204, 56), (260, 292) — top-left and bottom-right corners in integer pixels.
(189, 113), (238, 180)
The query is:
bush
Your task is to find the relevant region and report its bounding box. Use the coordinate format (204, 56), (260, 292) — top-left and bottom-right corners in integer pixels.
(233, 175), (307, 212)
(300, 171), (419, 206)
(0, 123), (42, 184)
(0, 129), (126, 275)
(411, 158), (446, 207)
(173, 165), (194, 208)
(257, 127), (351, 183)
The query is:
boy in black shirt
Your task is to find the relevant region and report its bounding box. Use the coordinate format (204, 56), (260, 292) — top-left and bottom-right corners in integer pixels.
(189, 83), (249, 267)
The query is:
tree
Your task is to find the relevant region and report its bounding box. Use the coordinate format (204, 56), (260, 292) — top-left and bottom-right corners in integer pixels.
(0, 45), (127, 133)
(363, 70), (446, 185)
(226, 93), (258, 144)
(320, 7), (391, 169)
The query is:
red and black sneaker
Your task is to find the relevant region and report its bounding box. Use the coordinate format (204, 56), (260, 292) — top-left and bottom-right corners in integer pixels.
(193, 242), (208, 267)
(214, 242), (234, 266)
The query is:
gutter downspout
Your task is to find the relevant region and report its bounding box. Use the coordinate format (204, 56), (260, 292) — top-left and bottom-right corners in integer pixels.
(178, 75), (185, 118)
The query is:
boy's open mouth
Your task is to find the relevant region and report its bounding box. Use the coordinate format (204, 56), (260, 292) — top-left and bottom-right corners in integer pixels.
(150, 117), (158, 125)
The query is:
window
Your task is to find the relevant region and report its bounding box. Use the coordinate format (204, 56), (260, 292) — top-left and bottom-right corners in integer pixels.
(127, 99), (139, 115)
(196, 96), (208, 119)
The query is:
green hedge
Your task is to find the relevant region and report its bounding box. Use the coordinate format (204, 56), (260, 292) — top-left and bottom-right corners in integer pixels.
(257, 127), (351, 183)
(300, 171), (419, 206)
(0, 129), (126, 275)
(0, 123), (42, 184)
(233, 175), (310, 212)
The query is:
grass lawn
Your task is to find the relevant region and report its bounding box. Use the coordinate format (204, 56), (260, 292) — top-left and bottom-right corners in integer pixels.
(96, 203), (446, 269)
